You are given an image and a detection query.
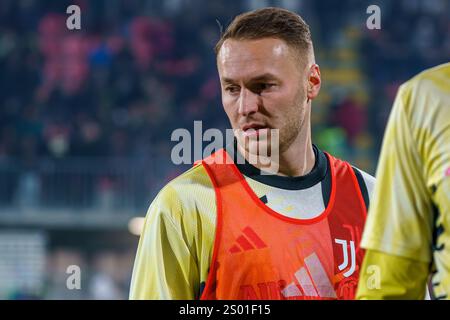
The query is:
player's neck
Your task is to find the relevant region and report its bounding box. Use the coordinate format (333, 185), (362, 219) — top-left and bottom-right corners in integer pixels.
(276, 131), (315, 177)
(236, 130), (316, 178)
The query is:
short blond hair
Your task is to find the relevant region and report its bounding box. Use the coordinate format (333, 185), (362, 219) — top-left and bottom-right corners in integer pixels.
(215, 7), (313, 60)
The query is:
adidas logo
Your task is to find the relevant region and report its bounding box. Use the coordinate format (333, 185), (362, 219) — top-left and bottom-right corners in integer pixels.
(229, 227), (267, 254)
(282, 252), (337, 299)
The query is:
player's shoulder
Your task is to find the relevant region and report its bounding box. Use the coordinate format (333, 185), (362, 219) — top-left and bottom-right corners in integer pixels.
(352, 166), (376, 201)
(401, 62), (450, 97)
(393, 63), (450, 133)
(170, 162), (214, 190)
(148, 162), (214, 220)
(156, 162), (213, 201)
(324, 152), (376, 198)
(409, 62), (450, 85)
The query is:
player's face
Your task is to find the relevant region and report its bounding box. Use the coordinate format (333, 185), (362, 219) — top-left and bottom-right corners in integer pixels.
(217, 38), (309, 158)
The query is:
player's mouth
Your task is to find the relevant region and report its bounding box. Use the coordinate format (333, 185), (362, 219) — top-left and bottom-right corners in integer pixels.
(241, 123), (270, 138)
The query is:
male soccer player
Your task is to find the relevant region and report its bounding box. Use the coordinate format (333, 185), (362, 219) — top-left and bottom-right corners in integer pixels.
(356, 63), (450, 300)
(130, 7), (375, 300)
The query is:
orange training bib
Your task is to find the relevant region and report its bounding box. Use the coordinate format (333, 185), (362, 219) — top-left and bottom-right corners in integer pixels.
(199, 149), (367, 300)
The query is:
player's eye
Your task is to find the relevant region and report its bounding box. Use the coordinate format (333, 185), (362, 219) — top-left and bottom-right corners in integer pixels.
(225, 85), (240, 94)
(252, 83), (275, 94)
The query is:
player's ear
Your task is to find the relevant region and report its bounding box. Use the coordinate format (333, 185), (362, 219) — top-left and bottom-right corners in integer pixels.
(307, 63), (321, 101)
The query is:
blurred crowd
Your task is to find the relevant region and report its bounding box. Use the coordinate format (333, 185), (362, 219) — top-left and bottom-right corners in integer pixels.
(5, 248), (134, 300)
(0, 0), (449, 187)
(43, 248), (134, 300)
(0, 0), (226, 164)
(0, 230), (136, 300)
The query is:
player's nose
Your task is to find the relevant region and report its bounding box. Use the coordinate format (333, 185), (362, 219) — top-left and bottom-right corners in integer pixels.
(238, 88), (260, 116)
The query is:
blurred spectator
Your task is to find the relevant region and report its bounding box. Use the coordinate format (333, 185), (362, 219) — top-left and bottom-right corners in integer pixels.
(332, 97), (367, 144)
(45, 249), (86, 299)
(89, 252), (124, 299)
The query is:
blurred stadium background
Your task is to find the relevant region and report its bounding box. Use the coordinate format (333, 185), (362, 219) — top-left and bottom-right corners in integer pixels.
(0, 0), (448, 299)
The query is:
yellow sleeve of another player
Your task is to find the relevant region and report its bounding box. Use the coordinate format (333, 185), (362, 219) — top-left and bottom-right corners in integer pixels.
(358, 82), (435, 298)
(356, 250), (429, 299)
(360, 81), (434, 262)
(129, 185), (199, 300)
